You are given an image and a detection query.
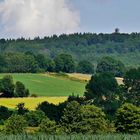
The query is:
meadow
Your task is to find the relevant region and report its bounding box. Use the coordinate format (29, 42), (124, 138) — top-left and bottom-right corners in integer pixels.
(0, 73), (86, 97)
(0, 134), (139, 140)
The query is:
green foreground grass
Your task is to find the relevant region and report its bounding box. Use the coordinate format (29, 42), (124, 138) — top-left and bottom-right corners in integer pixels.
(0, 134), (139, 140)
(0, 73), (86, 97)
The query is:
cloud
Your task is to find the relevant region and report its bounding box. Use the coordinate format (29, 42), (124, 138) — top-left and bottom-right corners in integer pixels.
(0, 0), (80, 38)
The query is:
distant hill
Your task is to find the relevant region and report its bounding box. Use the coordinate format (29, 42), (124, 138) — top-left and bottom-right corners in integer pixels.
(1, 32), (140, 67)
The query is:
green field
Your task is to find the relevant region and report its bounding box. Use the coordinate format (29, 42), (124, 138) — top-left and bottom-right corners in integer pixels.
(0, 73), (86, 97)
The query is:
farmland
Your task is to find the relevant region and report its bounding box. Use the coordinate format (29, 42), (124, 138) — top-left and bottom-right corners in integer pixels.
(0, 73), (86, 97)
(0, 97), (67, 110)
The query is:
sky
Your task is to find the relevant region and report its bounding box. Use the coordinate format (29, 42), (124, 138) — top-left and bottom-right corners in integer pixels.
(0, 0), (140, 38)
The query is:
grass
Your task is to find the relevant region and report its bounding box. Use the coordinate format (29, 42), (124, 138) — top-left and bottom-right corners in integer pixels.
(0, 134), (139, 140)
(0, 97), (67, 110)
(0, 73), (86, 97)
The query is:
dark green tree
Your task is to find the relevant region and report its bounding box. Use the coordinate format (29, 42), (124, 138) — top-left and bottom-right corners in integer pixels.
(0, 75), (15, 97)
(15, 81), (30, 97)
(37, 101), (59, 122)
(85, 73), (120, 116)
(96, 57), (126, 77)
(16, 103), (29, 115)
(123, 68), (140, 106)
(77, 60), (94, 74)
(0, 106), (12, 123)
(24, 110), (45, 127)
(54, 54), (75, 73)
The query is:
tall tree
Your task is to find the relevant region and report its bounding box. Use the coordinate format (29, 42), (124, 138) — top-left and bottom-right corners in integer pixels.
(96, 57), (126, 77)
(123, 68), (140, 106)
(85, 73), (120, 116)
(0, 75), (15, 97)
(54, 54), (75, 73)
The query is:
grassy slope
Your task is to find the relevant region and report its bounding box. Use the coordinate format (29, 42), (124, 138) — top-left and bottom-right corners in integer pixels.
(0, 73), (86, 97)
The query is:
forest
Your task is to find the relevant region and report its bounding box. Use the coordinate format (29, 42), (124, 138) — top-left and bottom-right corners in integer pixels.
(1, 32), (140, 67)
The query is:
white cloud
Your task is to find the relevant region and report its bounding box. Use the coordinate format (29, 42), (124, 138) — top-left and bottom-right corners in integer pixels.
(0, 0), (80, 38)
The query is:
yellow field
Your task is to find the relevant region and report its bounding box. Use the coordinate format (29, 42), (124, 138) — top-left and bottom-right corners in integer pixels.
(0, 97), (67, 110)
(68, 73), (91, 81)
(68, 73), (123, 85)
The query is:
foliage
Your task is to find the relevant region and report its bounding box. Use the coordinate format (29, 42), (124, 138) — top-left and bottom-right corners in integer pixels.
(39, 117), (57, 134)
(0, 75), (30, 98)
(60, 101), (81, 133)
(96, 57), (126, 77)
(37, 101), (67, 122)
(77, 60), (94, 74)
(15, 81), (29, 97)
(54, 54), (75, 73)
(0, 106), (12, 123)
(16, 103), (29, 115)
(123, 68), (140, 106)
(24, 110), (45, 127)
(79, 105), (107, 134)
(3, 115), (27, 134)
(0, 75), (15, 97)
(85, 73), (120, 116)
(115, 103), (140, 133)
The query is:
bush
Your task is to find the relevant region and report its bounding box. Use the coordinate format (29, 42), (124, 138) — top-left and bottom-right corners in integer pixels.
(79, 105), (107, 134)
(0, 106), (12, 124)
(16, 103), (29, 115)
(115, 103), (140, 133)
(4, 115), (27, 134)
(37, 101), (59, 122)
(24, 110), (45, 127)
(39, 117), (57, 134)
(60, 101), (81, 133)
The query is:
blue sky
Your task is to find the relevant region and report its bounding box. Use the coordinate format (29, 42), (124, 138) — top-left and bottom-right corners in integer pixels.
(0, 0), (140, 38)
(72, 0), (140, 33)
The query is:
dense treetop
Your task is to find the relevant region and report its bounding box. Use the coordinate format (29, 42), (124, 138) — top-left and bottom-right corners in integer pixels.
(1, 32), (140, 67)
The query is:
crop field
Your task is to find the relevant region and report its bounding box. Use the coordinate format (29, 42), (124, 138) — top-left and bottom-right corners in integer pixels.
(68, 73), (123, 85)
(0, 134), (139, 140)
(0, 73), (86, 97)
(0, 97), (67, 110)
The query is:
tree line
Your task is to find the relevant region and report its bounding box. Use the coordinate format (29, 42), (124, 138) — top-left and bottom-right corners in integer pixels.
(1, 32), (140, 67)
(0, 52), (125, 76)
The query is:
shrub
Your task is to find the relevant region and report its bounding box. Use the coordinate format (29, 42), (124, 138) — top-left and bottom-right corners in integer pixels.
(115, 103), (140, 133)
(0, 106), (12, 124)
(60, 101), (81, 133)
(4, 115), (27, 134)
(79, 105), (107, 134)
(39, 117), (57, 134)
(24, 110), (45, 127)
